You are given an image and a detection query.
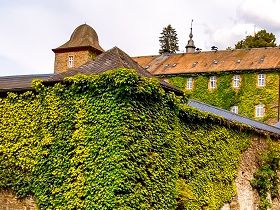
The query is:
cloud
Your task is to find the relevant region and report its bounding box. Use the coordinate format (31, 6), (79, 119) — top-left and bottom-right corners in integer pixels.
(1, 0), (279, 76)
(209, 23), (261, 49)
(0, 1), (81, 76)
(0, 55), (25, 76)
(237, 0), (280, 32)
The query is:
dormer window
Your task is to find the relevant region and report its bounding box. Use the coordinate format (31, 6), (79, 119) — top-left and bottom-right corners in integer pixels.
(257, 74), (265, 87)
(68, 56), (74, 68)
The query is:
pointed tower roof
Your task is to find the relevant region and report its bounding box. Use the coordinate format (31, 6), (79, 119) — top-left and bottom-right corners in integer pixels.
(52, 24), (104, 53)
(185, 20), (196, 53)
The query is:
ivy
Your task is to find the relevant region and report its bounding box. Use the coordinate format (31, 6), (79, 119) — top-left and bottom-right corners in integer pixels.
(251, 141), (280, 210)
(167, 72), (279, 123)
(0, 68), (274, 209)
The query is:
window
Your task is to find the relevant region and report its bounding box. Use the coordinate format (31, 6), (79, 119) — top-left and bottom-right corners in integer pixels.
(255, 104), (265, 117)
(209, 76), (217, 89)
(186, 77), (193, 90)
(231, 106), (238, 114)
(68, 56), (74, 68)
(233, 75), (240, 88)
(257, 74), (265, 87)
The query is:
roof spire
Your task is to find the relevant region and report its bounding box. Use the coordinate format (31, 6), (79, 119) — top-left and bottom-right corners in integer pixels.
(190, 19), (193, 39)
(185, 19), (196, 53)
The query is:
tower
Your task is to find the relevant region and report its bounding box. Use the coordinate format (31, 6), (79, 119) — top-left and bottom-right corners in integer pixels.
(52, 24), (104, 74)
(185, 20), (196, 53)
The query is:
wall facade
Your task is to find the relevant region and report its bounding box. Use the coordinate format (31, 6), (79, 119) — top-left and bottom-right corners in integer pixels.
(166, 71), (280, 124)
(54, 50), (96, 74)
(0, 191), (36, 210)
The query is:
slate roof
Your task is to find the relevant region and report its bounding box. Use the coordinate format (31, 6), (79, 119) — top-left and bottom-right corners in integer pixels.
(188, 99), (280, 137)
(0, 74), (52, 93)
(133, 47), (280, 75)
(274, 121), (280, 128)
(48, 47), (183, 95)
(0, 47), (182, 95)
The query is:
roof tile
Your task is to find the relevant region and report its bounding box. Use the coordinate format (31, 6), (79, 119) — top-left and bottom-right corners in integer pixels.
(133, 47), (280, 75)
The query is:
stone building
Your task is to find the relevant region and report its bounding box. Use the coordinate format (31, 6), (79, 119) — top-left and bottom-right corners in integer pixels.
(1, 24), (280, 209)
(50, 24), (280, 125)
(133, 34), (280, 125)
(52, 24), (104, 74)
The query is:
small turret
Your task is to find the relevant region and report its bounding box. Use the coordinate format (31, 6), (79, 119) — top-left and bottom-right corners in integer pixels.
(185, 20), (196, 53)
(52, 24), (104, 74)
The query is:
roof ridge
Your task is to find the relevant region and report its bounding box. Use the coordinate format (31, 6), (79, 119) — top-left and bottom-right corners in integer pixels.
(112, 46), (127, 68)
(133, 47), (280, 58)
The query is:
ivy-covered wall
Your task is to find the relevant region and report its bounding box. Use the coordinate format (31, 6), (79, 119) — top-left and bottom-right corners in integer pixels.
(167, 72), (279, 124)
(0, 68), (276, 209)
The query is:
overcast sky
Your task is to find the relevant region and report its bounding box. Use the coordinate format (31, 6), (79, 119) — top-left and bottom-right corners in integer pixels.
(1, 0), (280, 76)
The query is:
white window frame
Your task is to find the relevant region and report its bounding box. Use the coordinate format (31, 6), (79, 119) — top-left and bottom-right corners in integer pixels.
(209, 76), (217, 89)
(257, 74), (265, 87)
(186, 77), (193, 90)
(231, 106), (238, 114)
(255, 104), (265, 117)
(233, 75), (240, 88)
(68, 55), (74, 68)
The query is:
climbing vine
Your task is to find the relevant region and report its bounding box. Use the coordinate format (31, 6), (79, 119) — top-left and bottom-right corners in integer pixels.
(0, 68), (274, 209)
(166, 72), (279, 124)
(251, 141), (280, 210)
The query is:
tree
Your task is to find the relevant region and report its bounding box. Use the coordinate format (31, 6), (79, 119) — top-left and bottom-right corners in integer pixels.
(235, 29), (277, 49)
(159, 24), (179, 54)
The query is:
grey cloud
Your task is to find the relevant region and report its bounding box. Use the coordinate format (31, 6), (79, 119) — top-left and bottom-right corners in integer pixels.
(237, 0), (280, 32)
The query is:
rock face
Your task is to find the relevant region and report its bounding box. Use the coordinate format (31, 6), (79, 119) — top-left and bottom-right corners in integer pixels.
(0, 190), (36, 210)
(221, 137), (280, 210)
(234, 138), (266, 210)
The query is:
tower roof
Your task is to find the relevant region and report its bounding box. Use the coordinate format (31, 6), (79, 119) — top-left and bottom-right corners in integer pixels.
(53, 24), (104, 53)
(185, 20), (196, 53)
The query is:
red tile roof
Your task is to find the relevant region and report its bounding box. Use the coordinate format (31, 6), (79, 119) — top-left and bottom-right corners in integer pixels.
(133, 47), (280, 75)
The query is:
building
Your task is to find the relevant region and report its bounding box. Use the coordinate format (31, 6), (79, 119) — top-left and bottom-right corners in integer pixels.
(1, 23), (280, 125)
(1, 24), (280, 209)
(52, 24), (104, 74)
(133, 34), (280, 125)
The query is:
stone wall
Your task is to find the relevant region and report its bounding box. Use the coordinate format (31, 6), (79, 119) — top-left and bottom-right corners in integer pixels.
(0, 191), (36, 210)
(221, 137), (280, 210)
(54, 50), (96, 74)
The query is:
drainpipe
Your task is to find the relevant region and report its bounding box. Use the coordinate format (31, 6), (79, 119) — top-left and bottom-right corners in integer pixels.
(278, 73), (280, 122)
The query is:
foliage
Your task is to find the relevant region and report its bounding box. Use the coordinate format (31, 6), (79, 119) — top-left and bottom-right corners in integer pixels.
(168, 76), (187, 89)
(251, 141), (280, 210)
(166, 72), (279, 123)
(159, 24), (179, 54)
(176, 105), (251, 209)
(0, 68), (271, 209)
(235, 29), (277, 49)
